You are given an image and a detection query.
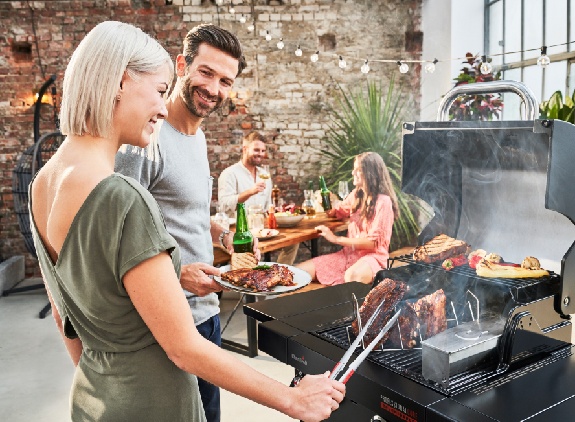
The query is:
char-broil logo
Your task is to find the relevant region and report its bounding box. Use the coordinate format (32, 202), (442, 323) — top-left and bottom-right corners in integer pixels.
(290, 353), (308, 366)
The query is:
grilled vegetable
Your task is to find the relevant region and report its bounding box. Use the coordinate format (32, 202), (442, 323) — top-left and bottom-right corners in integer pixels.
(442, 254), (468, 271)
(252, 264), (271, 270)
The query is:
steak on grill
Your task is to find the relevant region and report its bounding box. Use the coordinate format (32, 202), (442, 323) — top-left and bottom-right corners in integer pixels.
(351, 278), (407, 348)
(413, 234), (470, 263)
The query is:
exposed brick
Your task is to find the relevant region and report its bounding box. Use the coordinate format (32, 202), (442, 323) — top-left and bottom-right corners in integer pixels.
(0, 0), (422, 274)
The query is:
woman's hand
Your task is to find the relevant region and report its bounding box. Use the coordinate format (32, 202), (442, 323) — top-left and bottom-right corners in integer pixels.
(326, 208), (337, 218)
(315, 225), (338, 244)
(288, 371), (346, 422)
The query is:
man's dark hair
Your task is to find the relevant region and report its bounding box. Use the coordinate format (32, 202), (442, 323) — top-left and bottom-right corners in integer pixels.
(183, 23), (246, 76)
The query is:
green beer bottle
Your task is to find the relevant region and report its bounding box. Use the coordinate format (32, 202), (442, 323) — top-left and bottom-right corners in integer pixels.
(233, 203), (254, 253)
(319, 175), (332, 211)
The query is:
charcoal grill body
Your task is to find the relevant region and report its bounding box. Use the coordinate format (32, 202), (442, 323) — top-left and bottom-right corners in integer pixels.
(246, 119), (575, 421)
(247, 283), (575, 422)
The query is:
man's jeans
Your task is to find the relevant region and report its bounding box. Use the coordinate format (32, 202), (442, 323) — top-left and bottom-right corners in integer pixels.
(196, 315), (221, 422)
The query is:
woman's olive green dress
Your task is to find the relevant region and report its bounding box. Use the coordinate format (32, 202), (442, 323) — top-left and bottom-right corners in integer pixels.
(30, 174), (206, 421)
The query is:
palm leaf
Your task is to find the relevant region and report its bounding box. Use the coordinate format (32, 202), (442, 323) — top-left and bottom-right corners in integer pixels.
(317, 76), (422, 249)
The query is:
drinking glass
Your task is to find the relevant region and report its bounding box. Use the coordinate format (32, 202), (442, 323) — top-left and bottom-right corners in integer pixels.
(259, 165), (270, 180)
(213, 204), (230, 231)
(248, 204), (265, 233)
(338, 181), (350, 200)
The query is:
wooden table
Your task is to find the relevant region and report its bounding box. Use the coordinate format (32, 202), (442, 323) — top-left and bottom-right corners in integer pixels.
(213, 213), (349, 357)
(213, 212), (349, 266)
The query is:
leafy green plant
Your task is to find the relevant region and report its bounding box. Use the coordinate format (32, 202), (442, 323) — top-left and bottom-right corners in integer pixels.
(318, 76), (424, 250)
(449, 53), (503, 121)
(539, 90), (575, 123)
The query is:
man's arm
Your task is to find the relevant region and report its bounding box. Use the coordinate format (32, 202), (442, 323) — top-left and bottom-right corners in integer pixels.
(218, 168), (264, 216)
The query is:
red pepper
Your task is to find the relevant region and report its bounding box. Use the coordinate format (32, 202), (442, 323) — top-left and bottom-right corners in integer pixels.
(468, 254), (483, 269)
(442, 254), (468, 271)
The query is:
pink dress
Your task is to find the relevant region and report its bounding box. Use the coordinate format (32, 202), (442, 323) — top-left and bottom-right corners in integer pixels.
(312, 189), (394, 285)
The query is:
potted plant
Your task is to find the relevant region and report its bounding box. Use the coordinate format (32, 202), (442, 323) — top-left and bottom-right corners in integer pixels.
(539, 90), (575, 123)
(318, 76), (424, 250)
(449, 53), (504, 121)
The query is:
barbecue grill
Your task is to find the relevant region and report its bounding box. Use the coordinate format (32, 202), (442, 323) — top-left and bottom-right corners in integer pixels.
(246, 81), (575, 421)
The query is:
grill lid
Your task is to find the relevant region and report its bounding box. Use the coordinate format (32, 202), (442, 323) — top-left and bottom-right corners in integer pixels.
(401, 119), (575, 316)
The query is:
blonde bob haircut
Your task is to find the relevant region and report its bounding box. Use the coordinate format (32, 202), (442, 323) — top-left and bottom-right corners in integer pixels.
(60, 21), (174, 139)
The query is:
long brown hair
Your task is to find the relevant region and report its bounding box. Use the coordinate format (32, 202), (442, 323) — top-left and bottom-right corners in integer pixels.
(352, 152), (400, 221)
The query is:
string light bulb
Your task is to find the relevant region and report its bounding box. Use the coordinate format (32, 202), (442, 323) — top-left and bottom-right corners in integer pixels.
(360, 59), (370, 74)
(398, 61), (409, 73)
(537, 46), (551, 68)
(239, 15), (246, 23)
(229, 4), (235, 14)
(338, 55), (347, 69)
(424, 58), (438, 74)
(247, 22), (255, 32)
(310, 51), (319, 63)
(265, 31), (272, 41)
(480, 55), (493, 75)
(277, 38), (284, 50)
(295, 45), (303, 56)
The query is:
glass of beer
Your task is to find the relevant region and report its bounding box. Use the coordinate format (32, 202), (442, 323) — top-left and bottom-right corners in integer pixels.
(259, 165), (270, 180)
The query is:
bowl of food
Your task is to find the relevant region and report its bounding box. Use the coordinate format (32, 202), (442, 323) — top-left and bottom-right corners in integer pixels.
(275, 212), (304, 228)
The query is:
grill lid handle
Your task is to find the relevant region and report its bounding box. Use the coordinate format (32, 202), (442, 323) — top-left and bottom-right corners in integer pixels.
(437, 80), (539, 121)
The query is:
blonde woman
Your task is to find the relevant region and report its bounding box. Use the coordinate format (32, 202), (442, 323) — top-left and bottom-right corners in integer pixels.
(30, 21), (344, 422)
(298, 152), (399, 285)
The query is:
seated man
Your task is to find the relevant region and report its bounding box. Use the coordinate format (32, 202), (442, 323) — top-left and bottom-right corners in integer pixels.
(218, 131), (298, 265)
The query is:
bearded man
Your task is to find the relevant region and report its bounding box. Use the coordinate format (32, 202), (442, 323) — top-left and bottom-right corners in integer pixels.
(115, 24), (256, 422)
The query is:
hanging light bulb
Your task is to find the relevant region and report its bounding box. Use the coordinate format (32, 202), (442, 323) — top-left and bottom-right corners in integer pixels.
(247, 22), (255, 32)
(295, 45), (303, 56)
(229, 4), (235, 14)
(480, 55), (493, 75)
(277, 38), (284, 50)
(265, 30), (272, 41)
(424, 58), (438, 74)
(310, 51), (319, 63)
(360, 59), (370, 74)
(239, 14), (246, 23)
(537, 46), (551, 68)
(398, 61), (409, 73)
(338, 55), (347, 69)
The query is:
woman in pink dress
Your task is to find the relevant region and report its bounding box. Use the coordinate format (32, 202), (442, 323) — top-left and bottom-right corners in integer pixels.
(297, 152), (399, 285)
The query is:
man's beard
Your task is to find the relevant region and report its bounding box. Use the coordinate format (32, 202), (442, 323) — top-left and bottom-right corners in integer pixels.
(181, 81), (223, 118)
(247, 156), (262, 167)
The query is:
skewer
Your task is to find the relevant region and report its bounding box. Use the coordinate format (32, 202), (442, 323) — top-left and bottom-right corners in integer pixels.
(337, 309), (401, 384)
(329, 299), (387, 380)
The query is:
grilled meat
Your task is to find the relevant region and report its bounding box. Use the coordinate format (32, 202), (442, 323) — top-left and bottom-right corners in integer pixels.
(386, 302), (419, 349)
(221, 264), (295, 292)
(412, 289), (447, 339)
(351, 278), (408, 348)
(351, 277), (448, 350)
(413, 234), (470, 264)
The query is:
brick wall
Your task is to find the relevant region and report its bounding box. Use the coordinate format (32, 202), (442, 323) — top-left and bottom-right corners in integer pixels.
(0, 0), (422, 276)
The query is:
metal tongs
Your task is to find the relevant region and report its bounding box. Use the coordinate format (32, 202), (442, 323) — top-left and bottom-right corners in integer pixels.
(330, 301), (401, 384)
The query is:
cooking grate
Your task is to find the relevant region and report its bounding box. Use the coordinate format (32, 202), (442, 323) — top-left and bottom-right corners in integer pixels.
(314, 322), (571, 396)
(389, 254), (560, 304)
(314, 258), (565, 396)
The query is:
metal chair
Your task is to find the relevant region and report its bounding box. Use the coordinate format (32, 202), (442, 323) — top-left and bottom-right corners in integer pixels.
(5, 131), (64, 318)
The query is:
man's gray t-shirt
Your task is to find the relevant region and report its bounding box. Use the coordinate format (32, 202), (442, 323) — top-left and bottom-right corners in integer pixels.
(115, 120), (218, 325)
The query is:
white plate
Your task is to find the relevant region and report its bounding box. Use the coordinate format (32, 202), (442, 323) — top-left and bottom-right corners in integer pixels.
(214, 262), (311, 296)
(210, 216), (236, 226)
(253, 229), (280, 240)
